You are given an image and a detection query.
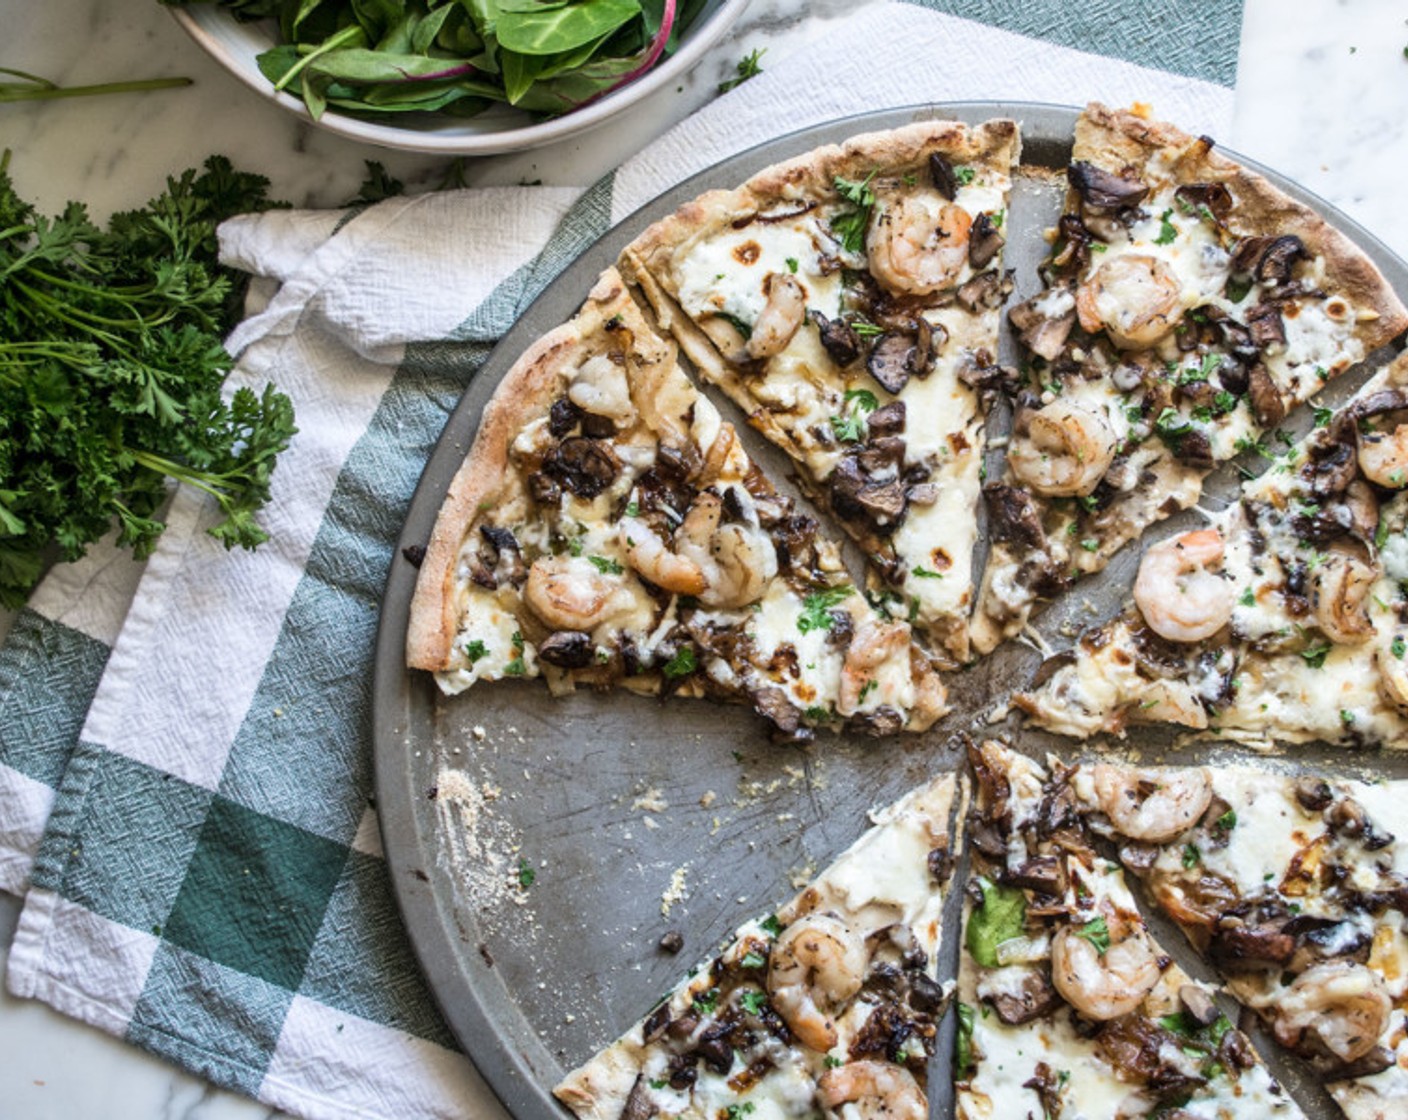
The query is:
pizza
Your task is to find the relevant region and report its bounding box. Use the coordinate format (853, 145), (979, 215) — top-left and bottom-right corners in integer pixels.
(958, 742), (1304, 1120)
(1071, 758), (1408, 1120)
(1015, 351), (1408, 746)
(972, 102), (1408, 654)
(405, 267), (947, 740)
(620, 118), (1021, 667)
(554, 773), (957, 1120)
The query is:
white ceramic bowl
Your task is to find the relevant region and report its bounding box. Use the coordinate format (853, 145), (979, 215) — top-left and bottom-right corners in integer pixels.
(169, 0), (750, 155)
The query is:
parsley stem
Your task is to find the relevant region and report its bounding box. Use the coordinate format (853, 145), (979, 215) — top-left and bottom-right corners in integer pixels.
(0, 71), (192, 103)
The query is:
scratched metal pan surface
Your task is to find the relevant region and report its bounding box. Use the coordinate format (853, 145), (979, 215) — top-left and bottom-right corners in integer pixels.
(372, 102), (1408, 1120)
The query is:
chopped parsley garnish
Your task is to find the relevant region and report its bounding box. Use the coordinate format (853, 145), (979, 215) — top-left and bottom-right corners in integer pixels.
(850, 320), (885, 337)
(717, 311), (753, 340)
(912, 565), (944, 579)
(1341, 708), (1356, 725)
(1154, 209), (1178, 245)
(990, 209), (1005, 229)
(663, 646), (698, 678)
(516, 857), (536, 888)
(588, 555), (623, 575)
(844, 388), (880, 410)
(824, 1055), (844, 1069)
(1225, 275), (1253, 304)
(718, 47), (765, 93)
(1217, 809), (1238, 831)
(739, 989), (768, 1015)
(504, 631), (526, 676)
(785, 256), (798, 273)
(1239, 587), (1256, 607)
(692, 989), (719, 1014)
(1076, 915), (1111, 954)
(1313, 406), (1334, 428)
(831, 172), (878, 254)
(1376, 517), (1391, 550)
(1080, 538), (1099, 553)
(1393, 636), (1406, 660)
(954, 1002), (976, 1080)
(760, 914), (783, 937)
(830, 388), (879, 442)
(625, 500), (639, 516)
(568, 536), (585, 557)
(740, 950), (767, 969)
(965, 878), (1026, 967)
(1213, 390), (1238, 414)
(723, 1101), (754, 1120)
(1299, 642), (1332, 669)
(797, 586), (854, 633)
(1078, 494), (1100, 512)
(953, 166), (977, 186)
(1182, 843), (1201, 868)
(464, 639), (488, 662)
(803, 705), (831, 722)
(648, 1079), (669, 1090)
(1234, 435), (1276, 461)
(858, 679), (878, 703)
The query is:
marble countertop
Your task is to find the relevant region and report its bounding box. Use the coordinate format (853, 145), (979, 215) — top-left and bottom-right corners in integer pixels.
(3, 0), (1408, 1117)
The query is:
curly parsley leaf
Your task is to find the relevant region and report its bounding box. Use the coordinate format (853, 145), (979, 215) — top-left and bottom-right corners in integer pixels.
(797, 586), (854, 633)
(831, 172), (877, 255)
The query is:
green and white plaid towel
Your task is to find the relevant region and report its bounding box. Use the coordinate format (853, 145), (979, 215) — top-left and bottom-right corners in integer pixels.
(0, 2), (1242, 1117)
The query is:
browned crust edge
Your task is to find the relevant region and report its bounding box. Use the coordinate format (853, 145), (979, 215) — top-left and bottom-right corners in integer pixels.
(1078, 101), (1408, 362)
(405, 269), (633, 672)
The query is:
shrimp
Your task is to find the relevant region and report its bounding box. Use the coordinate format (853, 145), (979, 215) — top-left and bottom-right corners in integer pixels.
(1358, 419), (1408, 488)
(1311, 547), (1378, 645)
(837, 620), (908, 716)
(1272, 961), (1391, 1063)
(767, 912), (867, 1052)
(1075, 253), (1184, 349)
(817, 1060), (927, 1120)
(1375, 646), (1408, 715)
(866, 194), (973, 296)
(1092, 763), (1212, 842)
(1006, 400), (1119, 498)
(524, 558), (630, 631)
(1133, 529), (1234, 643)
(1050, 913), (1161, 1021)
(747, 273), (807, 360)
(621, 489), (778, 609)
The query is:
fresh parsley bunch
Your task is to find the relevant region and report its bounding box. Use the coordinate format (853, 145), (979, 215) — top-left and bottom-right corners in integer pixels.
(0, 153), (296, 608)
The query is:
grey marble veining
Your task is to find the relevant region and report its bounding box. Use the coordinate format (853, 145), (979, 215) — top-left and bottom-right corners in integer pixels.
(3, 0), (1408, 1117)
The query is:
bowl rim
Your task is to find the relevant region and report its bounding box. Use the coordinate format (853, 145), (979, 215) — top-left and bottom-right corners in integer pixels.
(168, 0), (752, 155)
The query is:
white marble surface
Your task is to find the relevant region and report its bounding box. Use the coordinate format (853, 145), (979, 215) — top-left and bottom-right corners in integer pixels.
(3, 0), (1408, 1116)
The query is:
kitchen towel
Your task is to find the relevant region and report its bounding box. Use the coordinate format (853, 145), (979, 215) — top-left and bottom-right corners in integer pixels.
(0, 2), (1242, 1117)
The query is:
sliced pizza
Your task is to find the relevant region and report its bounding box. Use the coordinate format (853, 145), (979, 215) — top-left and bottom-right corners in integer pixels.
(957, 741), (1303, 1120)
(1015, 351), (1408, 747)
(973, 101), (1408, 653)
(554, 773), (958, 1120)
(1072, 758), (1408, 1120)
(405, 268), (947, 739)
(620, 118), (1021, 667)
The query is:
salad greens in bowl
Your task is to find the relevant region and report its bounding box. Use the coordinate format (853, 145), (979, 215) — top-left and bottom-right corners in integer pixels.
(165, 0), (750, 154)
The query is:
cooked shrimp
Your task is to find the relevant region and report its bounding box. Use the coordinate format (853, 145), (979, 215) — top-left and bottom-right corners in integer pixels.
(837, 620), (908, 716)
(1006, 400), (1119, 498)
(1050, 913), (1160, 1021)
(1075, 254), (1184, 348)
(568, 354), (636, 426)
(1133, 529), (1234, 643)
(866, 194), (973, 296)
(818, 1060), (926, 1120)
(1358, 419), (1408, 489)
(1272, 961), (1391, 1063)
(524, 558), (630, 631)
(747, 273), (806, 359)
(1375, 646), (1408, 715)
(767, 913), (867, 1052)
(1311, 547), (1378, 645)
(619, 518), (708, 596)
(1092, 764), (1212, 842)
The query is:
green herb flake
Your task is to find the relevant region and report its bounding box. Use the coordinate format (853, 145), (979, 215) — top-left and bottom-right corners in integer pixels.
(663, 646), (698, 679)
(1182, 843), (1201, 869)
(1299, 643), (1332, 669)
(858, 679), (878, 703)
(1155, 209), (1178, 245)
(516, 857), (536, 888)
(625, 500), (639, 517)
(724, 1103), (755, 1120)
(1238, 588), (1256, 608)
(1076, 915), (1111, 955)
(1080, 538), (1099, 553)
(965, 878), (1027, 967)
(797, 586), (854, 633)
(1393, 636), (1406, 660)
(648, 1079), (669, 1090)
(740, 951), (767, 969)
(739, 989), (768, 1015)
(693, 988), (720, 1015)
(954, 1002), (976, 1080)
(1217, 809), (1238, 831)
(719, 48), (766, 93)
(760, 914), (783, 937)
(953, 166), (977, 186)
(831, 171), (878, 255)
(1341, 708), (1356, 725)
(464, 639), (488, 662)
(912, 565), (944, 579)
(785, 257), (799, 274)
(1313, 406), (1334, 428)
(588, 555), (623, 575)
(824, 1055), (844, 1069)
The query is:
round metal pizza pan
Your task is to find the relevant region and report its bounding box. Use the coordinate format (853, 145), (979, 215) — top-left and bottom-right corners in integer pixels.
(372, 102), (1408, 1120)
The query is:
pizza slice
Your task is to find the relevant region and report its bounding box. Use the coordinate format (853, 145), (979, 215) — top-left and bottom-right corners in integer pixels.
(973, 101), (1408, 653)
(405, 268), (946, 739)
(1072, 758), (1408, 1119)
(554, 772), (957, 1120)
(620, 118), (1021, 667)
(957, 741), (1304, 1120)
(1015, 351), (1408, 747)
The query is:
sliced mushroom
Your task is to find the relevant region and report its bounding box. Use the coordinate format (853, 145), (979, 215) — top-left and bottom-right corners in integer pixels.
(809, 310), (862, 367)
(1008, 290), (1077, 362)
(1174, 182), (1234, 222)
(1254, 235), (1310, 286)
(1244, 301), (1286, 350)
(980, 967), (1062, 1026)
(1209, 923), (1296, 968)
(1068, 161), (1149, 210)
(1002, 855), (1064, 895)
(969, 212), (1005, 270)
(831, 441), (908, 530)
(1178, 984), (1220, 1027)
(537, 630), (594, 669)
(866, 332), (922, 394)
(549, 396), (583, 437)
(544, 436), (621, 499)
(984, 484), (1046, 548)
(620, 1075), (657, 1120)
(956, 269), (1011, 312)
(1294, 777), (1335, 812)
(867, 401), (907, 437)
(929, 152), (959, 200)
(1245, 363), (1287, 429)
